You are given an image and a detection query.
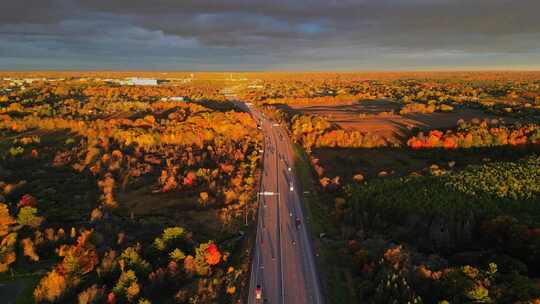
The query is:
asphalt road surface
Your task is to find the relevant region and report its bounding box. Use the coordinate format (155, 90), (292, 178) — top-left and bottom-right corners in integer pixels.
(230, 99), (323, 304)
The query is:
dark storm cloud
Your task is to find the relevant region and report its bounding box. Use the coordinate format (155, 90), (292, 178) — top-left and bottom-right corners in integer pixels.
(0, 0), (75, 25)
(1, 0), (539, 70)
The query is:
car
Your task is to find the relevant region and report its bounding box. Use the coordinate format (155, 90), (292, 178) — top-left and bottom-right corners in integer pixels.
(295, 217), (301, 228)
(256, 285), (262, 300)
(287, 167), (292, 172)
(289, 182), (294, 192)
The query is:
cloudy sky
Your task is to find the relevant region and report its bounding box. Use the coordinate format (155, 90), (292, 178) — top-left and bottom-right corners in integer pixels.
(1, 0), (539, 70)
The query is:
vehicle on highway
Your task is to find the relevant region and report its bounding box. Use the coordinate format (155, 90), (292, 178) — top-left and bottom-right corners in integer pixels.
(289, 182), (294, 192)
(256, 285), (262, 300)
(295, 217), (301, 229)
(287, 167), (291, 172)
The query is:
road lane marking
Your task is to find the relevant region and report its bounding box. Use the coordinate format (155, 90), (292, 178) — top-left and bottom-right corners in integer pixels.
(259, 191), (277, 196)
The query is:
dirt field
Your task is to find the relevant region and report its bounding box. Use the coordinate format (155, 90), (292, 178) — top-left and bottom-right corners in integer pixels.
(284, 100), (512, 139)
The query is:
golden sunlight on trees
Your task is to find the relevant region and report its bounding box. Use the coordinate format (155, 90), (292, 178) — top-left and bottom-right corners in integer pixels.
(0, 75), (268, 303)
(34, 269), (68, 302)
(21, 238), (39, 262)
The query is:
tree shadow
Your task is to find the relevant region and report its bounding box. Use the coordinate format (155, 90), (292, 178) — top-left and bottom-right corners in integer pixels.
(288, 99), (401, 115)
(193, 99), (241, 112)
(312, 144), (540, 183)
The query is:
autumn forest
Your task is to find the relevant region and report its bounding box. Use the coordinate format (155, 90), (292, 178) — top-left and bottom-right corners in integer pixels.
(1, 71), (540, 303)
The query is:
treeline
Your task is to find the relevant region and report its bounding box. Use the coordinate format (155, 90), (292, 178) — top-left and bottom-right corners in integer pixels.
(289, 114), (397, 151)
(408, 120), (540, 149)
(242, 75), (540, 117)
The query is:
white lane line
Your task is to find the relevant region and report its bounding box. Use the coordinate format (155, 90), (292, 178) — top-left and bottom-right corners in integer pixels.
(275, 130), (285, 304)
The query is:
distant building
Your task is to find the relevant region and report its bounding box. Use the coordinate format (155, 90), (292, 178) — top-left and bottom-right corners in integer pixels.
(23, 78), (41, 83)
(122, 78), (158, 86)
(160, 96), (189, 102)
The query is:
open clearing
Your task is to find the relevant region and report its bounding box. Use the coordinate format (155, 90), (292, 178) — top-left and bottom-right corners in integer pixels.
(283, 100), (512, 139)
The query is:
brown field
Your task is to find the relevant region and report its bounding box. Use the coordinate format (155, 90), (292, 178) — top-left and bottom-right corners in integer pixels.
(282, 99), (512, 139)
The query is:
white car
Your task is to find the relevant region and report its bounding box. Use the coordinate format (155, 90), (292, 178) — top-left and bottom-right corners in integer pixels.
(289, 183), (294, 192)
(255, 285), (262, 300)
(287, 167), (292, 172)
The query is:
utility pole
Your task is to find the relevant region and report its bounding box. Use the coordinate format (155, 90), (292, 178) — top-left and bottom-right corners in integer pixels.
(245, 195), (249, 226)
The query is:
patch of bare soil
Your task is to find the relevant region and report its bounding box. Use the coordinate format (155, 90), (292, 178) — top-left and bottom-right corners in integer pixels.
(288, 100), (513, 139)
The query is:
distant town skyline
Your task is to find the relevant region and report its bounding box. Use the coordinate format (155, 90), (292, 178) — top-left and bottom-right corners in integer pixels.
(1, 0), (539, 70)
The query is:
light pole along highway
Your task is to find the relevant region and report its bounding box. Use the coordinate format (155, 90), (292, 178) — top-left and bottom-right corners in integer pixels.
(240, 101), (324, 304)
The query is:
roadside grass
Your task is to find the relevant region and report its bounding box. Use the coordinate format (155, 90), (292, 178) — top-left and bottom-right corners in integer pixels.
(0, 259), (56, 304)
(15, 275), (41, 304)
(0, 275), (42, 304)
(292, 144), (355, 304)
(293, 145), (325, 234)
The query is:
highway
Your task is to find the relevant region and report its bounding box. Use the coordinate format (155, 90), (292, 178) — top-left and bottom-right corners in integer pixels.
(229, 97), (323, 304)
